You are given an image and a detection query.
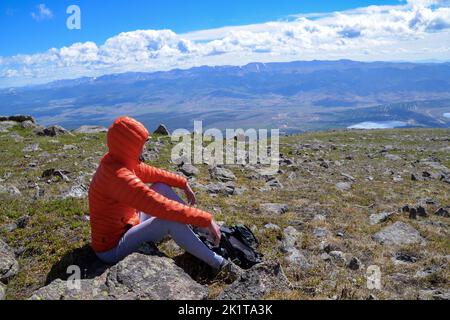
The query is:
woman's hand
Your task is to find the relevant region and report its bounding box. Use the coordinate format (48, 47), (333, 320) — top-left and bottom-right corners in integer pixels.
(207, 220), (221, 247)
(184, 183), (197, 206)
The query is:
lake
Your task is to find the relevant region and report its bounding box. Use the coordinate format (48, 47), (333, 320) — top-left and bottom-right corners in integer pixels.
(348, 121), (408, 129)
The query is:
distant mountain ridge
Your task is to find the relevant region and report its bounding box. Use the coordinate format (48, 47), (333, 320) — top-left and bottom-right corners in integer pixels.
(1, 60), (450, 132)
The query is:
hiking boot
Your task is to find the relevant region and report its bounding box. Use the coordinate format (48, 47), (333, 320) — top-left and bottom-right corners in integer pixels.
(215, 260), (243, 284)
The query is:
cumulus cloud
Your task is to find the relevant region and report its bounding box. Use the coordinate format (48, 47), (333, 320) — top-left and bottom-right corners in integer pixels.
(1, 1), (450, 87)
(31, 4), (53, 22)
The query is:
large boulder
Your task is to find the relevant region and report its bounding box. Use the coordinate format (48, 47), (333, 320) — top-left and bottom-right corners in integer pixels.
(372, 222), (426, 246)
(153, 124), (170, 136)
(72, 125), (108, 134)
(35, 125), (71, 137)
(216, 262), (291, 300)
(2, 115), (36, 123)
(21, 120), (38, 129)
(30, 253), (208, 300)
(0, 239), (19, 283)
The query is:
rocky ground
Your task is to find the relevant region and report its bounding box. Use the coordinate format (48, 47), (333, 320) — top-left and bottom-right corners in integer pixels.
(0, 116), (449, 300)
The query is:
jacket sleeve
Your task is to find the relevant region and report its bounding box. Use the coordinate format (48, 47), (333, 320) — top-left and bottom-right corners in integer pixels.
(136, 162), (187, 189)
(110, 167), (212, 228)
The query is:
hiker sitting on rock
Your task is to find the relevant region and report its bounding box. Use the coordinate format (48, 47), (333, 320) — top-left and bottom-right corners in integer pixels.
(88, 116), (240, 278)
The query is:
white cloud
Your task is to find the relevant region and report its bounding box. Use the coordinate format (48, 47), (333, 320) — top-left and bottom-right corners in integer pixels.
(31, 4), (53, 22)
(1, 1), (450, 87)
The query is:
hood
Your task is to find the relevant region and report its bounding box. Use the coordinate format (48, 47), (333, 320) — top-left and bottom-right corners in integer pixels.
(107, 117), (149, 168)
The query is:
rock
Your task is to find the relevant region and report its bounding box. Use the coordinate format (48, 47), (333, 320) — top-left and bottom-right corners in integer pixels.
(329, 251), (347, 266)
(1, 223), (18, 233)
(16, 215), (30, 229)
(385, 154), (402, 161)
(287, 172), (297, 180)
(61, 184), (88, 199)
(63, 145), (78, 151)
(434, 208), (449, 218)
(171, 154), (191, 166)
(0, 121), (17, 133)
(372, 222), (426, 246)
(259, 203), (289, 215)
(264, 177), (283, 190)
(22, 143), (41, 153)
(29, 161), (38, 168)
(209, 166), (236, 182)
(72, 125), (108, 134)
(403, 205), (427, 219)
(381, 145), (395, 153)
(341, 173), (356, 182)
(313, 214), (326, 221)
(313, 227), (330, 238)
(0, 283), (5, 300)
(3, 115), (35, 123)
(441, 174), (450, 184)
(35, 125), (70, 137)
(0, 239), (19, 283)
(394, 252), (419, 264)
(418, 289), (450, 300)
(153, 124), (170, 136)
(9, 132), (23, 142)
(319, 241), (339, 253)
(281, 227), (310, 270)
(0, 185), (21, 196)
(416, 206), (427, 217)
(179, 163), (199, 177)
(205, 181), (241, 196)
(415, 265), (442, 279)
(216, 262), (291, 300)
(319, 160), (329, 169)
(264, 223), (281, 230)
(421, 171), (440, 180)
(140, 146), (160, 162)
(42, 169), (71, 182)
(335, 182), (352, 191)
(21, 120), (38, 129)
(252, 168), (281, 180)
(30, 253), (207, 300)
(33, 184), (45, 200)
(409, 207), (417, 219)
(431, 290), (450, 300)
(369, 212), (394, 225)
(347, 257), (362, 270)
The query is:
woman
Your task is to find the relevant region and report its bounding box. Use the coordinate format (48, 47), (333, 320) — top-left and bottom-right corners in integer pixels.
(88, 116), (240, 279)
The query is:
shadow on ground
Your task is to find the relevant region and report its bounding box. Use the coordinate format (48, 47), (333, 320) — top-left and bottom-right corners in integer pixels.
(173, 252), (217, 285)
(45, 244), (108, 285)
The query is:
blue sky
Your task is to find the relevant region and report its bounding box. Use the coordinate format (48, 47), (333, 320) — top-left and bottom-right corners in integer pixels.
(0, 0), (403, 56)
(1, 0), (450, 87)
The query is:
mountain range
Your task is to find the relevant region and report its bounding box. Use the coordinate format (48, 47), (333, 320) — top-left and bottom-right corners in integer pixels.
(1, 60), (450, 133)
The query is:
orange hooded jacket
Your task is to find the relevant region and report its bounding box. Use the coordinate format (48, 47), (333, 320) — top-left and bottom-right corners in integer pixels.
(89, 116), (212, 253)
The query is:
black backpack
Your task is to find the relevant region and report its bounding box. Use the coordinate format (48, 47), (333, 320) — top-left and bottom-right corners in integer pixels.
(193, 224), (263, 269)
